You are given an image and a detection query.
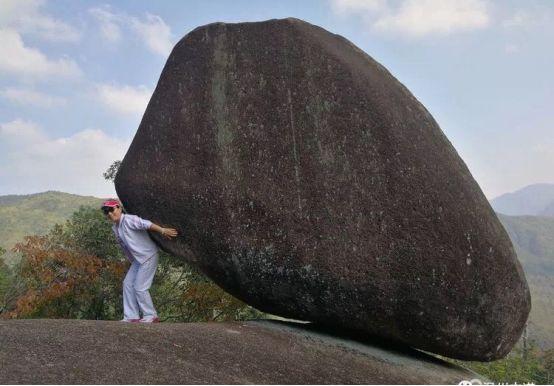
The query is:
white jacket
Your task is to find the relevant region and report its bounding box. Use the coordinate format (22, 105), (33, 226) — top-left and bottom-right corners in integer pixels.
(112, 213), (158, 264)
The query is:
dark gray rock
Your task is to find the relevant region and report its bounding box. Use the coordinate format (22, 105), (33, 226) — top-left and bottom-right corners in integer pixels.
(0, 319), (481, 384)
(115, 18), (531, 360)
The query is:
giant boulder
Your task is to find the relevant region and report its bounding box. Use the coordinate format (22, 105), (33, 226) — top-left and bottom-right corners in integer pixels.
(115, 18), (531, 360)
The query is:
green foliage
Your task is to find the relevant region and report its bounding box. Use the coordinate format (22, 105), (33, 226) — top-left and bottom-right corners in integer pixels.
(544, 349), (554, 381)
(103, 160), (121, 182)
(497, 214), (554, 349)
(51, 206), (123, 261)
(0, 248), (11, 309)
(2, 233), (125, 320)
(1, 205), (263, 323)
(451, 341), (554, 384)
(151, 253), (262, 322)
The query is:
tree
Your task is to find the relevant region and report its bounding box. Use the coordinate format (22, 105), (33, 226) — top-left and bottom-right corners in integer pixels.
(103, 160), (121, 182)
(1, 204), (263, 322)
(543, 349), (554, 385)
(2, 235), (125, 319)
(50, 206), (123, 261)
(0, 248), (11, 310)
(0, 207), (127, 320)
(150, 253), (262, 323)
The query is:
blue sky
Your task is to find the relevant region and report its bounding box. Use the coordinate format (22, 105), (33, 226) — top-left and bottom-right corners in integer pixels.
(0, 0), (552, 199)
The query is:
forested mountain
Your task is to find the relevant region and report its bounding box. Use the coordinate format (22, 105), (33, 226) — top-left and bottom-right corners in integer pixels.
(0, 191), (103, 264)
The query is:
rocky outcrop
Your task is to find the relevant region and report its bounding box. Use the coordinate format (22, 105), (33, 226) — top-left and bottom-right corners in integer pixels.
(115, 18), (530, 361)
(0, 319), (481, 384)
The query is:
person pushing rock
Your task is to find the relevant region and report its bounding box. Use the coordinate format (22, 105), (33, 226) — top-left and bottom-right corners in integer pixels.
(101, 199), (178, 323)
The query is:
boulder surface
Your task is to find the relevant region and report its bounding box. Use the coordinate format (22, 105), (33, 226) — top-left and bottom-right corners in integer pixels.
(0, 319), (480, 384)
(115, 18), (531, 360)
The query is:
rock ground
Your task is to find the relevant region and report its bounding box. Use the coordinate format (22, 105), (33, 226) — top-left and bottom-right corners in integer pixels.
(0, 319), (480, 384)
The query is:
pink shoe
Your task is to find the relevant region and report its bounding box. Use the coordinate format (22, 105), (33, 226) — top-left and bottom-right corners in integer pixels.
(139, 316), (160, 323)
(120, 318), (140, 323)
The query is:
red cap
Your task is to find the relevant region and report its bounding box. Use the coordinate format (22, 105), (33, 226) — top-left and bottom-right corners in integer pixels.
(101, 199), (120, 208)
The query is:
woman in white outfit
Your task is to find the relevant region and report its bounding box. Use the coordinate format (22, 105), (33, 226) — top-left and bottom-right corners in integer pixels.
(101, 199), (178, 323)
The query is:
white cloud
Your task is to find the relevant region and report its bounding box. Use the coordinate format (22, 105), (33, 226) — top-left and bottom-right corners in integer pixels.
(0, 119), (130, 197)
(89, 5), (122, 43)
(374, 0), (490, 37)
(129, 13), (173, 56)
(1, 87), (67, 107)
(502, 10), (532, 28)
(329, 0), (490, 38)
(88, 7), (173, 57)
(0, 119), (46, 146)
(0, 0), (80, 43)
(331, 0), (386, 15)
(96, 83), (152, 116)
(0, 28), (82, 80)
(502, 8), (552, 29)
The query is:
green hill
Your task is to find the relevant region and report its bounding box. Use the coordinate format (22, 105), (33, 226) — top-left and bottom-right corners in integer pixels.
(0, 191), (104, 264)
(497, 214), (554, 349)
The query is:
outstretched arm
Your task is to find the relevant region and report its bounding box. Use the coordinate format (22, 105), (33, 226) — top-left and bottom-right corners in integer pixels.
(149, 223), (179, 239)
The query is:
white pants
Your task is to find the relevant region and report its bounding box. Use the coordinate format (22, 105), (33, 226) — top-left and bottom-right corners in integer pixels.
(123, 253), (158, 319)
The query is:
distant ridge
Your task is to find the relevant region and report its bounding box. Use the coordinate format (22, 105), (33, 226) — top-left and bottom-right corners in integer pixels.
(490, 183), (554, 216)
(497, 213), (554, 348)
(0, 190), (104, 205)
(0, 191), (103, 264)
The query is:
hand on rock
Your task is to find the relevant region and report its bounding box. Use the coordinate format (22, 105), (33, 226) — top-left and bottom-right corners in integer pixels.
(162, 228), (178, 239)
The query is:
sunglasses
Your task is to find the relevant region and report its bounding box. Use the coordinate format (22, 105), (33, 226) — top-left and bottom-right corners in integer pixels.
(102, 206), (117, 215)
